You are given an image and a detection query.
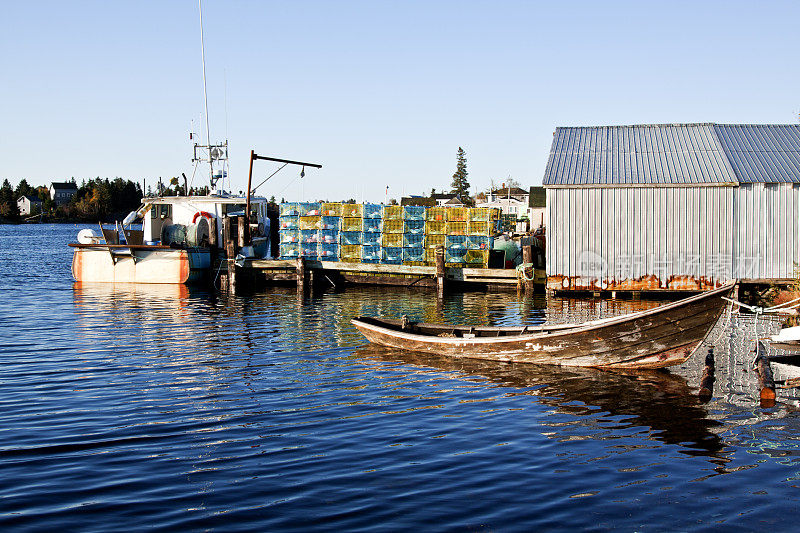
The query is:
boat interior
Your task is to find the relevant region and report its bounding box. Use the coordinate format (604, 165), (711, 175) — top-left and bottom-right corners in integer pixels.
(354, 316), (581, 338)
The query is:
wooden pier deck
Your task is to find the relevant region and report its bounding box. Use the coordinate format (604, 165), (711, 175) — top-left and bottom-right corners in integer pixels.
(221, 257), (545, 293)
(216, 215), (545, 294)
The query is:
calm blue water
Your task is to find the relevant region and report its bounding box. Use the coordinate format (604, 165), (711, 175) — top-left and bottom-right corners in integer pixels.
(2, 224), (800, 531)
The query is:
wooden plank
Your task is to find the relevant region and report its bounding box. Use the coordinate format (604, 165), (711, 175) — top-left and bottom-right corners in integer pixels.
(260, 272), (298, 282)
(313, 261), (435, 275)
(454, 277), (519, 285)
(247, 259), (299, 269)
(741, 278), (796, 284)
(461, 267), (518, 278)
(246, 258), (519, 278)
(339, 273), (437, 287)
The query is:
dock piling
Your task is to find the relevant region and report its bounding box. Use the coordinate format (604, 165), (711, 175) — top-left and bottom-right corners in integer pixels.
(699, 347), (715, 402)
(522, 245), (535, 294)
(237, 215), (247, 249)
(435, 246), (446, 296)
(755, 341), (776, 408)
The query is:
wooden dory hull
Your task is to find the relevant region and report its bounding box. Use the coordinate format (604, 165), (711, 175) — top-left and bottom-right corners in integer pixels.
(72, 247), (211, 284)
(352, 283), (733, 369)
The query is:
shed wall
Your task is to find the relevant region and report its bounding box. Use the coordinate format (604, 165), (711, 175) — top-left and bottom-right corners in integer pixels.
(546, 184), (799, 290)
(733, 183), (800, 279)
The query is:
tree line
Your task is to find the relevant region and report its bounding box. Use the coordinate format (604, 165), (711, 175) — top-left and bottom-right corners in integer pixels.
(0, 177), (144, 223)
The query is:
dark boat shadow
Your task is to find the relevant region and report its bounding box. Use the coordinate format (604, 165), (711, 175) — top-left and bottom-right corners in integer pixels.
(352, 344), (730, 463)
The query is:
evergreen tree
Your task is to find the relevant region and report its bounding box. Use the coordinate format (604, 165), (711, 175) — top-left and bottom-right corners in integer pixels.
(14, 179), (34, 199)
(0, 179), (19, 220)
(450, 147), (470, 203)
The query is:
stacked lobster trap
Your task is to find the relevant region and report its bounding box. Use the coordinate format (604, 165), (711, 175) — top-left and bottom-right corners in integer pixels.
(279, 202), (499, 267)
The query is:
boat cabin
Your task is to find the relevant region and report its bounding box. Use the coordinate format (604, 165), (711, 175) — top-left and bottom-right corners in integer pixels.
(139, 194), (270, 253)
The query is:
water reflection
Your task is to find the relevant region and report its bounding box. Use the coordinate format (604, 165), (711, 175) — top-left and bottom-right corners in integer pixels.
(68, 282), (800, 474)
(352, 345), (729, 462)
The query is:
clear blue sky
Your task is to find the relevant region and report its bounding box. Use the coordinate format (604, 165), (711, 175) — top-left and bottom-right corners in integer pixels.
(2, 1), (799, 202)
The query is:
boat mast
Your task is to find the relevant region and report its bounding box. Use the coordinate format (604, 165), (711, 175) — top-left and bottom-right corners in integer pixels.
(198, 0), (214, 189)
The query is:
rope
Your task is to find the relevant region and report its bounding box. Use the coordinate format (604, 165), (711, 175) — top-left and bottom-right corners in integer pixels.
(766, 296), (800, 311)
(276, 172), (302, 198)
(189, 160), (200, 190)
(751, 308), (763, 369)
(212, 258), (225, 289)
(710, 302), (735, 345)
(516, 262), (535, 282)
(251, 163), (289, 194)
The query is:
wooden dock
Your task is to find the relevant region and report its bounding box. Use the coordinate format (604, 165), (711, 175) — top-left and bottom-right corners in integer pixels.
(220, 257), (545, 294)
(216, 214), (545, 294)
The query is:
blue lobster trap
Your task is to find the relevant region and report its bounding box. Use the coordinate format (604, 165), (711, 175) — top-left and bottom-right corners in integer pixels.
(363, 203), (383, 218)
(403, 205), (426, 220)
(279, 242), (300, 259)
(300, 242), (318, 259)
(320, 216), (341, 231)
(403, 219), (425, 234)
(362, 232), (382, 247)
(403, 233), (425, 248)
(381, 247), (403, 265)
(445, 235), (468, 250)
(317, 243), (339, 261)
(363, 217), (382, 233)
(318, 229), (339, 244)
(361, 245), (382, 263)
(402, 247), (425, 262)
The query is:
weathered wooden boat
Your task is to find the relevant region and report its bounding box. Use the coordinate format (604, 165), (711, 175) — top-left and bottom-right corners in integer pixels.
(352, 282), (734, 369)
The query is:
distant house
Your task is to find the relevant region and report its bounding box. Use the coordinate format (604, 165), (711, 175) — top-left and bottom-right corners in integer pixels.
(400, 196), (436, 207)
(50, 182), (78, 206)
(431, 193), (469, 207)
(17, 195), (42, 216)
(476, 187), (530, 217)
(528, 186), (546, 228)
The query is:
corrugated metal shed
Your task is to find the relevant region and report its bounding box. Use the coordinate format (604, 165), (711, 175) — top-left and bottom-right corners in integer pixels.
(544, 123), (800, 289)
(544, 123), (800, 186)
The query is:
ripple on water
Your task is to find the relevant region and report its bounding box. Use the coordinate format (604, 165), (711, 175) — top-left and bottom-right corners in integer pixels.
(3, 224), (800, 530)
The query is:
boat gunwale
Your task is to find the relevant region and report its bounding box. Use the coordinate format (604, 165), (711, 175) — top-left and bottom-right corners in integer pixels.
(68, 243), (212, 251)
(351, 282), (734, 347)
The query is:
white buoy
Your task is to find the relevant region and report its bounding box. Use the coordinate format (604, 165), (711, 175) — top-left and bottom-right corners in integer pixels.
(77, 229), (101, 245)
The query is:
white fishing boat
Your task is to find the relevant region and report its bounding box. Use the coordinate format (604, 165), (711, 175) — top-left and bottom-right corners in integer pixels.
(69, 190), (272, 284)
(69, 1), (321, 285)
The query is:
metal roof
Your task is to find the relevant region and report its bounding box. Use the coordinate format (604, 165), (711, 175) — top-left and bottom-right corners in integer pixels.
(50, 181), (78, 189)
(543, 123), (800, 186)
(714, 124), (800, 183)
